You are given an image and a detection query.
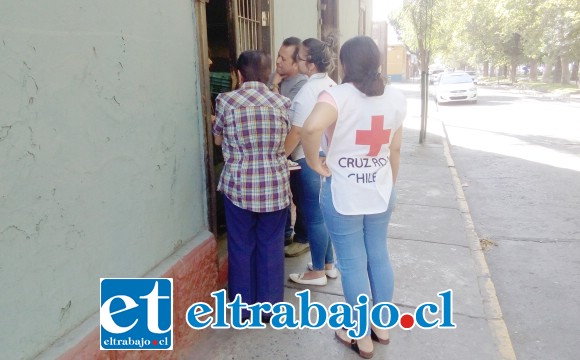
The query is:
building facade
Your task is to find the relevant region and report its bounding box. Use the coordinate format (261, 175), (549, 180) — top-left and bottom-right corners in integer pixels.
(372, 20), (411, 82)
(0, 1), (373, 359)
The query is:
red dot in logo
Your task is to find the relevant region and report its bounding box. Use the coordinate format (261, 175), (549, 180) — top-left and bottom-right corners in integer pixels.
(400, 313), (415, 329)
(153, 340), (158, 346)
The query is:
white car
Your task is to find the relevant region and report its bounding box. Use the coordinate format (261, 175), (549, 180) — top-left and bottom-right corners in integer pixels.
(429, 69), (445, 84)
(434, 72), (477, 104)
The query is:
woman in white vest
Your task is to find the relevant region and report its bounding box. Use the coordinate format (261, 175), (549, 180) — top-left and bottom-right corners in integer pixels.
(285, 38), (337, 286)
(301, 36), (406, 358)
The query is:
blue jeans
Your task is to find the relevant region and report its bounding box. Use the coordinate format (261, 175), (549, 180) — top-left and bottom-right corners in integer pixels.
(320, 177), (396, 336)
(294, 157), (333, 270)
(289, 170), (308, 244)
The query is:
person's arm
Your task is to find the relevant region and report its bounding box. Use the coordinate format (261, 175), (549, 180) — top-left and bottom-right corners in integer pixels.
(390, 90), (407, 184)
(268, 73), (283, 94)
(284, 126), (302, 157)
(389, 127), (403, 184)
(301, 102), (338, 177)
(284, 94), (307, 156)
(214, 135), (223, 146)
(213, 96), (225, 146)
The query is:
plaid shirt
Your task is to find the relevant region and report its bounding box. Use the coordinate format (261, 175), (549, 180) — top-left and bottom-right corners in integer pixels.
(213, 82), (291, 212)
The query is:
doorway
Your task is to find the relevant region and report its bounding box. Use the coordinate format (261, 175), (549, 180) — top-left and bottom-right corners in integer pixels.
(195, 0), (272, 237)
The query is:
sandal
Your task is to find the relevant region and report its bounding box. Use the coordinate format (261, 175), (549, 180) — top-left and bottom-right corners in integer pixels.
(335, 328), (374, 359)
(370, 328), (390, 345)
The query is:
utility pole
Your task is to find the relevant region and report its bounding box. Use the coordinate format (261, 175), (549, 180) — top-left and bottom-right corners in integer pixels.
(419, 0), (433, 144)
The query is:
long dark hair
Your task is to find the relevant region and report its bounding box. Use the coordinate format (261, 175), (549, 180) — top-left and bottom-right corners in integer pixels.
(339, 36), (385, 96)
(301, 37), (335, 73)
(236, 50), (271, 83)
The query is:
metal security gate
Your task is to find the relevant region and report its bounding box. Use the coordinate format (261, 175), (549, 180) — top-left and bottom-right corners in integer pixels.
(233, 0), (262, 56)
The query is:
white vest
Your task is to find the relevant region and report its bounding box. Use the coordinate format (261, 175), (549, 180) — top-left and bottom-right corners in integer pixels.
(291, 73), (336, 161)
(324, 83), (406, 215)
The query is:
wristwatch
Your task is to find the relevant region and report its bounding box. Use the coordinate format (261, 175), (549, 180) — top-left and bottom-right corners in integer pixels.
(269, 83), (279, 91)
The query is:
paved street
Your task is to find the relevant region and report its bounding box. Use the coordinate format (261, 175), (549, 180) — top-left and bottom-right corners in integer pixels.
(396, 82), (580, 360)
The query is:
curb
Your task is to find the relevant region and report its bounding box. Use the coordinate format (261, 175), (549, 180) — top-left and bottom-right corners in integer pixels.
(438, 120), (518, 360)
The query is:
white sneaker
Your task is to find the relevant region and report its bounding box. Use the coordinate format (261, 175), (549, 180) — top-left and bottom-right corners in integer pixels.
(289, 273), (328, 286)
(307, 262), (339, 279)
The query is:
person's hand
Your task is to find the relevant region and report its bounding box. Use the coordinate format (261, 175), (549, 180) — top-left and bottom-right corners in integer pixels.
(311, 157), (331, 177)
(272, 73), (284, 85)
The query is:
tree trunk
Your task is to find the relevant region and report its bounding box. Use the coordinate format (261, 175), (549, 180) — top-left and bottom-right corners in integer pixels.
(503, 65), (508, 79)
(483, 62), (489, 77)
(571, 61), (579, 82)
(542, 60), (553, 82)
(561, 55), (570, 84)
(552, 56), (562, 83)
(510, 62), (518, 83)
(530, 59), (538, 81)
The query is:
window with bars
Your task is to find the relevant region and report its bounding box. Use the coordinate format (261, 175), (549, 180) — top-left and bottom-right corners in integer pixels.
(233, 0), (262, 55)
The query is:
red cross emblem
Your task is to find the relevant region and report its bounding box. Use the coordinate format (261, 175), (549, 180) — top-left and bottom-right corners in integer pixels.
(355, 115), (391, 156)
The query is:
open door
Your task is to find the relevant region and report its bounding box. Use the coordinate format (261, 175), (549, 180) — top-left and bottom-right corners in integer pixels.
(195, 0), (272, 237)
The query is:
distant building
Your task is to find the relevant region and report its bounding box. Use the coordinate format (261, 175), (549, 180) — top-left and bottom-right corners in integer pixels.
(371, 21), (411, 82)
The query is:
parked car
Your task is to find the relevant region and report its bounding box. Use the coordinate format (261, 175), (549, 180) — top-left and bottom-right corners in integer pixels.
(433, 72), (477, 104)
(429, 69), (445, 84)
(465, 70), (478, 84)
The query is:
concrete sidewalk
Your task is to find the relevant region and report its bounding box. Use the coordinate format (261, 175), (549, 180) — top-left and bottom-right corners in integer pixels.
(182, 118), (515, 360)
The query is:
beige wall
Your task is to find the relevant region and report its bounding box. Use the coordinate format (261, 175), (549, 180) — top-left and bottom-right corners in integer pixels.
(0, 1), (208, 359)
(271, 0), (319, 56)
(271, 0), (372, 78)
(339, 0), (372, 43)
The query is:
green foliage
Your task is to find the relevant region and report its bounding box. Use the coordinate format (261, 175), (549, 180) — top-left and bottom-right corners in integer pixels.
(389, 0), (580, 76)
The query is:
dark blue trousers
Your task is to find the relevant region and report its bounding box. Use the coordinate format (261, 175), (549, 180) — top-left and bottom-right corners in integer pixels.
(224, 196), (286, 318)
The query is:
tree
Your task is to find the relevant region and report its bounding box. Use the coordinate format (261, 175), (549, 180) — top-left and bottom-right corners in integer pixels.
(390, 0), (440, 143)
(536, 0), (580, 83)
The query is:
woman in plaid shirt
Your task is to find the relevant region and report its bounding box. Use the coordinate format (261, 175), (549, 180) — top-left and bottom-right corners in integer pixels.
(213, 50), (291, 322)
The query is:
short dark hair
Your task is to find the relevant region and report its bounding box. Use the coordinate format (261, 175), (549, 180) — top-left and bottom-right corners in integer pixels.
(339, 36), (385, 97)
(282, 37), (301, 62)
(302, 37), (335, 73)
(236, 50), (271, 83)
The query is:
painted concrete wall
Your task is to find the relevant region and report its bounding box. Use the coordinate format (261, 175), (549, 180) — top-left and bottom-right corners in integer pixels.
(0, 1), (208, 359)
(271, 0), (318, 55)
(271, 0), (372, 80)
(339, 0), (372, 44)
(339, 1), (359, 45)
(272, 0), (373, 54)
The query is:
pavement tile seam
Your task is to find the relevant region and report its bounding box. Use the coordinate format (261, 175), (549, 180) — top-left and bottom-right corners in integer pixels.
(392, 303), (488, 321)
(395, 201), (459, 211)
(389, 236), (471, 249)
(398, 177), (455, 185)
(440, 119), (518, 360)
(484, 236), (576, 244)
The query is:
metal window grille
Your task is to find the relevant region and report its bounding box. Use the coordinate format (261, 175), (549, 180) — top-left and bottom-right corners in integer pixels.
(234, 0), (261, 55)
